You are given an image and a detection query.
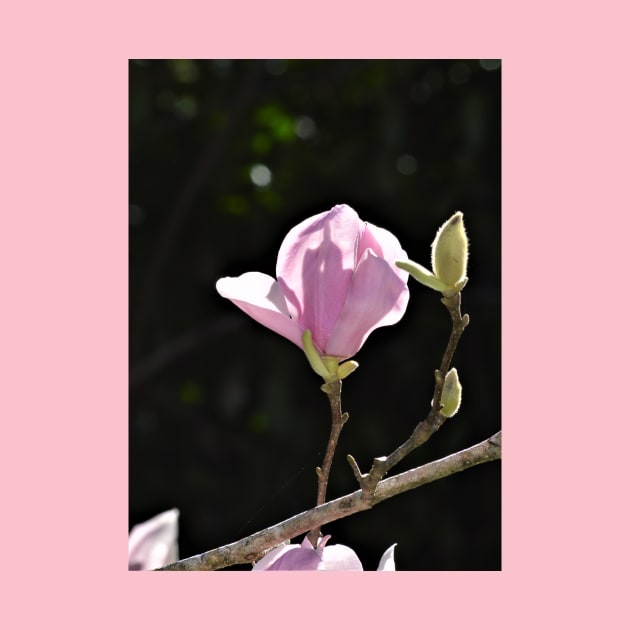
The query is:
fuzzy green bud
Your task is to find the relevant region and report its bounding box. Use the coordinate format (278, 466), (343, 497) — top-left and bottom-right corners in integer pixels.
(431, 212), (468, 292)
(439, 368), (462, 417)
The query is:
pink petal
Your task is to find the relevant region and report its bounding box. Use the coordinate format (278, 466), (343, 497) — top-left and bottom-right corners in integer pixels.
(276, 204), (362, 351)
(359, 222), (409, 284)
(265, 547), (322, 570)
(251, 543), (301, 571)
(253, 538), (322, 571)
(216, 272), (304, 348)
(325, 249), (410, 358)
(128, 509), (179, 571)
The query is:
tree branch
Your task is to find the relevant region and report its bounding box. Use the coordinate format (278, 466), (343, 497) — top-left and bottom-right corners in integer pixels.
(157, 430), (501, 571)
(307, 380), (348, 547)
(347, 290), (470, 499)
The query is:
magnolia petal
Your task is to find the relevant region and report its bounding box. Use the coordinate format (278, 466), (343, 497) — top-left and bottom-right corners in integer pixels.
(217, 205), (411, 363)
(252, 538), (327, 571)
(276, 204), (360, 349)
(128, 509), (179, 571)
(251, 536), (396, 571)
(326, 249), (410, 358)
(216, 272), (304, 349)
(268, 549), (322, 570)
(320, 544), (364, 571)
(376, 543), (397, 571)
(255, 538), (323, 571)
(358, 222), (409, 284)
(251, 542), (300, 571)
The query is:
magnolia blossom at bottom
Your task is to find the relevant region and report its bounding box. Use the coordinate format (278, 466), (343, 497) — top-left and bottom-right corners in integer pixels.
(128, 509), (179, 570)
(251, 535), (396, 571)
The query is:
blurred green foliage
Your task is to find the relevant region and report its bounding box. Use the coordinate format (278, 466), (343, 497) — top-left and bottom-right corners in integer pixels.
(129, 59), (500, 570)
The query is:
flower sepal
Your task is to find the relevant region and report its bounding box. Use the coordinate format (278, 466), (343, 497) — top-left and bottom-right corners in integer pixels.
(396, 259), (450, 293)
(336, 359), (359, 380)
(302, 329), (334, 380)
(302, 329), (359, 383)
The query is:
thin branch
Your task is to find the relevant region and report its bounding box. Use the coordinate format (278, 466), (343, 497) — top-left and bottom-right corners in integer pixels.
(315, 381), (345, 507)
(307, 380), (348, 546)
(347, 291), (470, 499)
(156, 430), (501, 571)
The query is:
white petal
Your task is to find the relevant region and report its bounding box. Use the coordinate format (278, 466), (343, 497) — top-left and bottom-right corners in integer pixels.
(321, 544), (364, 571)
(128, 509), (179, 570)
(377, 543), (397, 571)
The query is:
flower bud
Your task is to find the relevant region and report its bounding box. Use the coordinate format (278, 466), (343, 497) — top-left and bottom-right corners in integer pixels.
(217, 204), (409, 362)
(431, 212), (468, 292)
(439, 368), (462, 417)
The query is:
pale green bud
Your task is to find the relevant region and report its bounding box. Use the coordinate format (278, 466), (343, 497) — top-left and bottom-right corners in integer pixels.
(431, 212), (468, 291)
(439, 368), (462, 417)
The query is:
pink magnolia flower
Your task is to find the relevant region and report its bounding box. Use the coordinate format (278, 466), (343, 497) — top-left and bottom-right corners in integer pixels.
(128, 509), (179, 570)
(216, 204), (409, 364)
(251, 535), (396, 571)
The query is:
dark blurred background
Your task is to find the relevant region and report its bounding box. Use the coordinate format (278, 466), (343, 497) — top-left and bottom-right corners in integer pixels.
(129, 59), (501, 570)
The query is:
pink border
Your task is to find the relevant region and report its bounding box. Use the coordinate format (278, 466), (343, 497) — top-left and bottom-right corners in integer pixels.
(3, 1), (627, 627)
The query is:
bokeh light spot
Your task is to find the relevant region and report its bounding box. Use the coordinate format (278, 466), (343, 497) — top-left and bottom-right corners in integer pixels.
(250, 164), (272, 187)
(256, 104), (295, 142)
(396, 154), (418, 175)
(295, 116), (317, 140)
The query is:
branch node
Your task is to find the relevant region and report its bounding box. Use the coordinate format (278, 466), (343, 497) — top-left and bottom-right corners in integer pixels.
(346, 454), (365, 484)
(371, 456), (388, 478)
